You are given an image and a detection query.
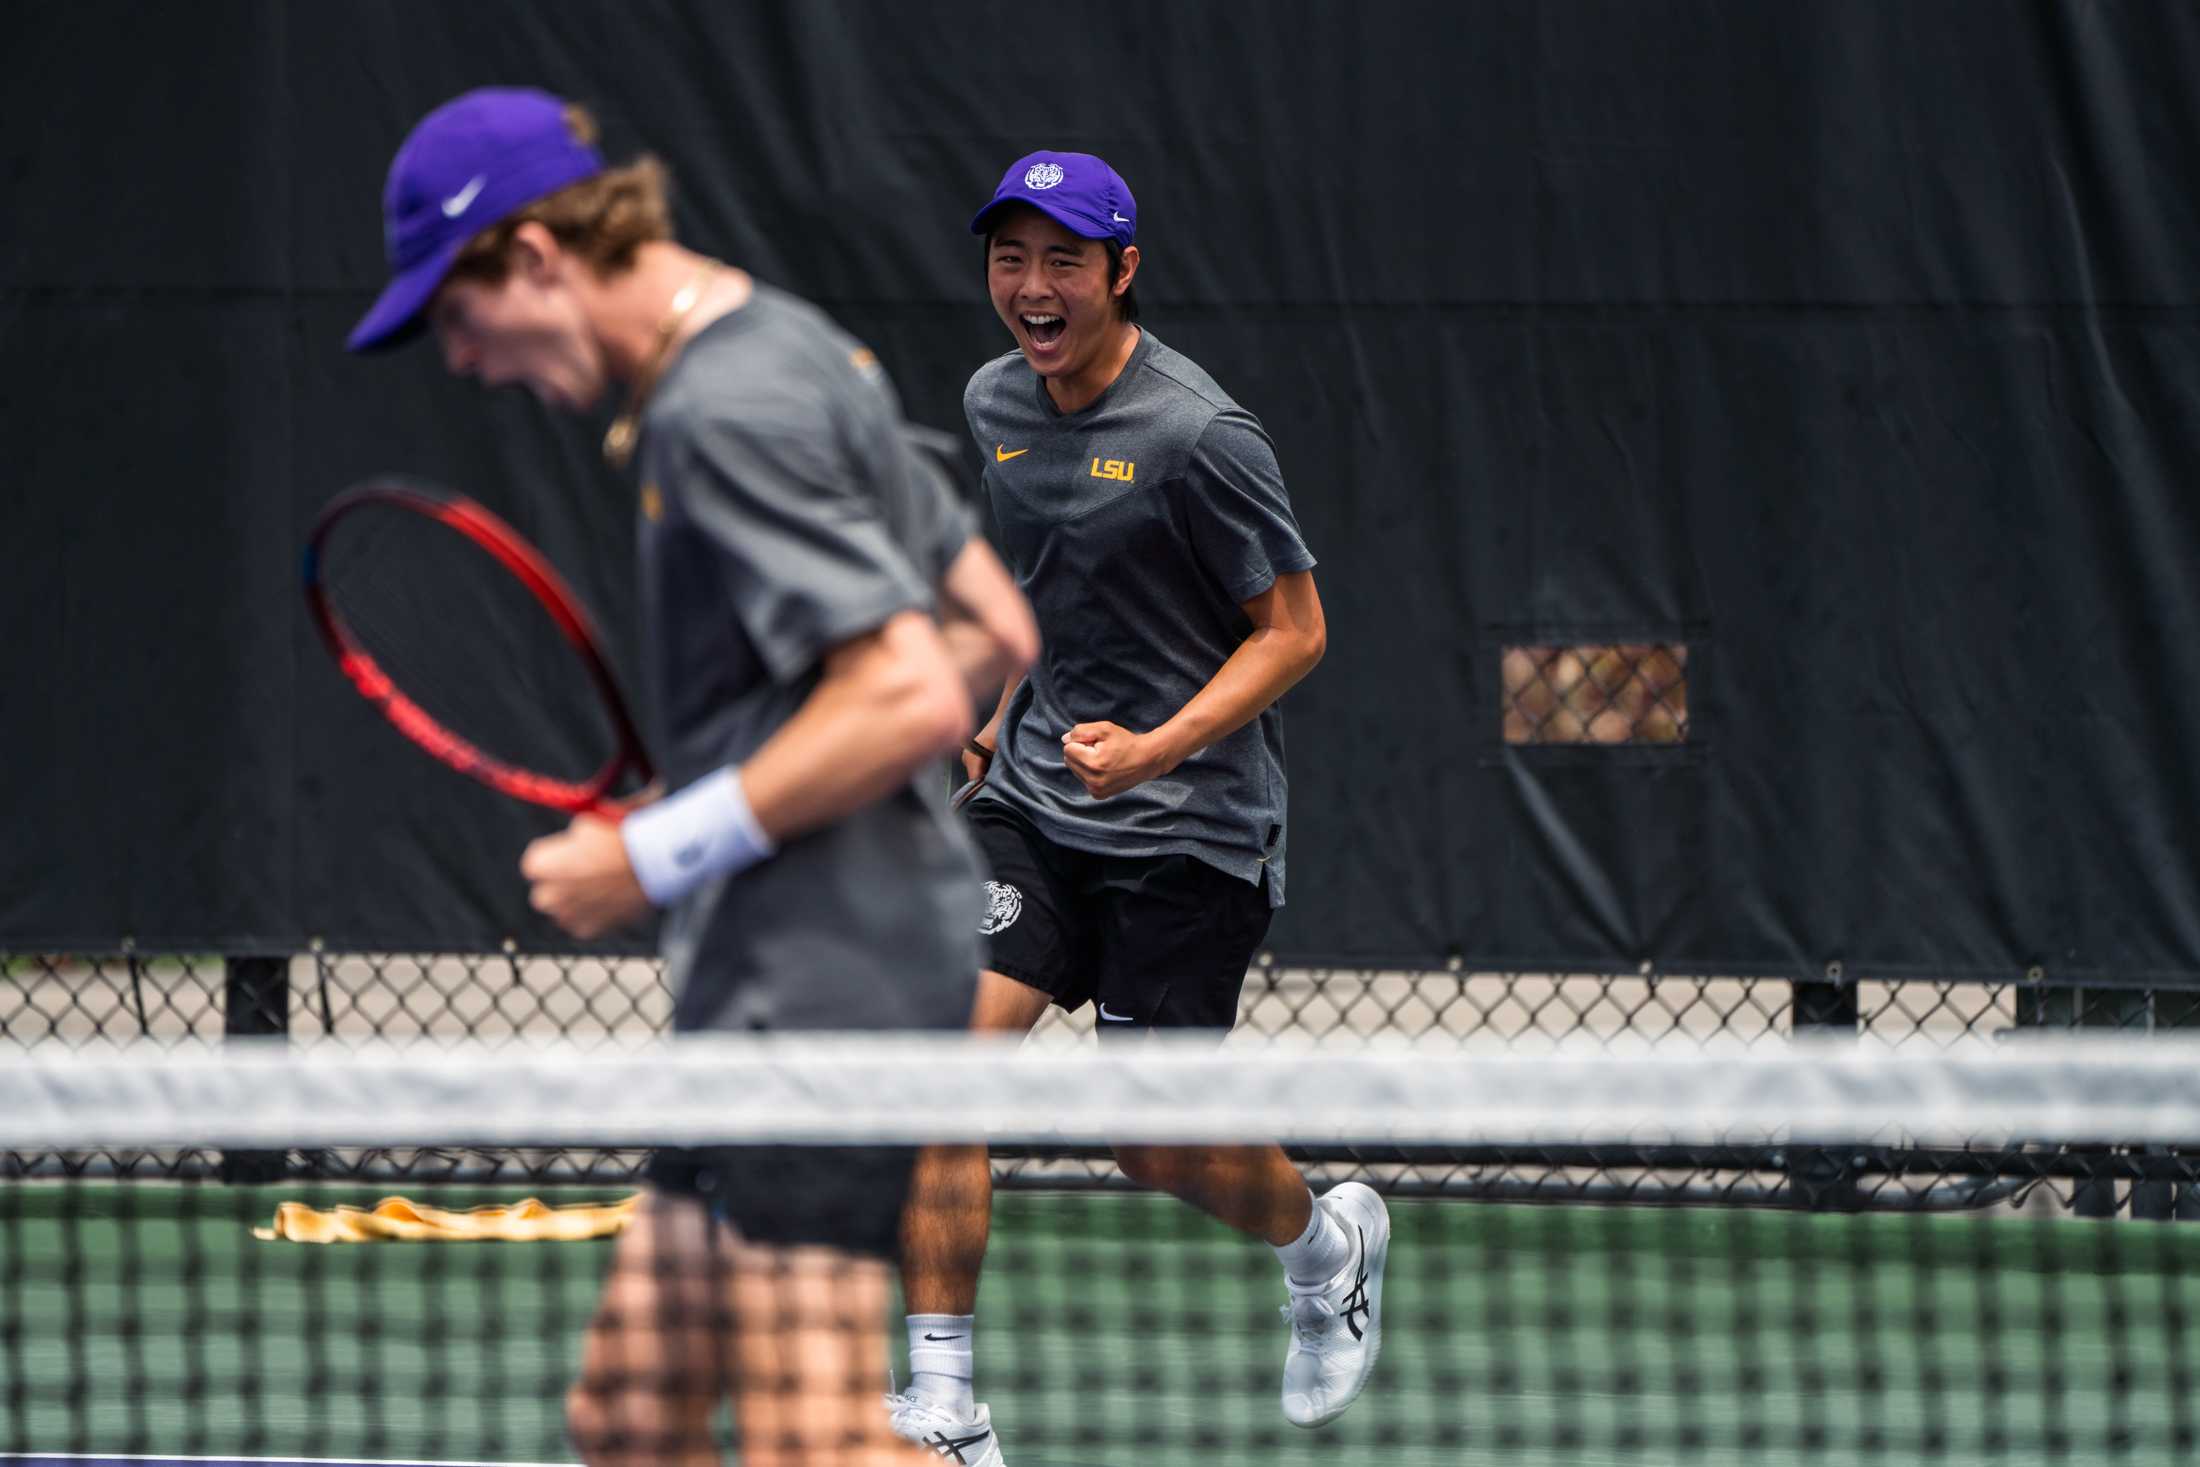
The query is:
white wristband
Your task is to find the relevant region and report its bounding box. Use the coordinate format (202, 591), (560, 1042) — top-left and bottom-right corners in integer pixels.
(620, 767), (777, 906)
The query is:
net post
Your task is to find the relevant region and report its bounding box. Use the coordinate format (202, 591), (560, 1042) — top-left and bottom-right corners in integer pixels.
(220, 954), (289, 1184)
(1789, 968), (1861, 1212)
(2018, 982), (2153, 1217)
(2145, 986), (2200, 1220)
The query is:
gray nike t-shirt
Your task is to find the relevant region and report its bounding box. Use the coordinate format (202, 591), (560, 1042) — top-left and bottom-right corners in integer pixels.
(635, 282), (981, 1034)
(963, 328), (1315, 905)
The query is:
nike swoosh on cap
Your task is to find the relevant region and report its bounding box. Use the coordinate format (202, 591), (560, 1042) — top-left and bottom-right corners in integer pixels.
(995, 444), (1029, 462)
(442, 176), (486, 218)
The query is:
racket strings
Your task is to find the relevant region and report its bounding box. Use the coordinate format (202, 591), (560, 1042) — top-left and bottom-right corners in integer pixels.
(318, 506), (621, 786)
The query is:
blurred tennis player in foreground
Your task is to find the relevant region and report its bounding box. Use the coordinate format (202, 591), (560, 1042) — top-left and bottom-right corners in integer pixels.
(349, 88), (1034, 1466)
(887, 151), (1385, 1459)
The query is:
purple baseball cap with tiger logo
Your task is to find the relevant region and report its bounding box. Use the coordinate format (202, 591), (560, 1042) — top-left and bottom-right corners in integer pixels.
(970, 150), (1137, 247)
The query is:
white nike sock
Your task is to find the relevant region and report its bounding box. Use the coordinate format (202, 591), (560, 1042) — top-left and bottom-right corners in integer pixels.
(906, 1313), (976, 1415)
(1273, 1191), (1351, 1287)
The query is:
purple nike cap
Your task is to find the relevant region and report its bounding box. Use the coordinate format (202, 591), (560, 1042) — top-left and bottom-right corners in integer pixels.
(347, 87), (605, 353)
(970, 150), (1137, 248)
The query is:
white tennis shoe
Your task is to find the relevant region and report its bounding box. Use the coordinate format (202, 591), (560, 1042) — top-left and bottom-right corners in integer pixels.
(885, 1389), (1006, 1465)
(1279, 1181), (1391, 1428)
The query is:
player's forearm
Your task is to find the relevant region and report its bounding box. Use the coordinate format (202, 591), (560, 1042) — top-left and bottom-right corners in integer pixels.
(618, 614), (967, 906)
(742, 612), (973, 840)
(938, 538), (1039, 708)
(975, 677), (1017, 751)
(941, 619), (1022, 710)
(1149, 624), (1324, 769)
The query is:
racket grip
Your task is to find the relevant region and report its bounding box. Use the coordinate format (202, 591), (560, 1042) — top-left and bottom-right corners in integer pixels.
(950, 777), (985, 813)
(587, 791), (655, 824)
(590, 778), (663, 825)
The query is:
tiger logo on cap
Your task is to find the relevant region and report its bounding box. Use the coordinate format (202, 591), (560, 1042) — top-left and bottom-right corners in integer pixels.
(1023, 162), (1065, 190)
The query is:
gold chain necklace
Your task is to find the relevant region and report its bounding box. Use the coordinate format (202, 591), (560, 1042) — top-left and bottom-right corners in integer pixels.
(602, 262), (720, 468)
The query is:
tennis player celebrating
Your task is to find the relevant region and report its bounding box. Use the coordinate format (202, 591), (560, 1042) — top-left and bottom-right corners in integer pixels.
(888, 152), (1387, 1457)
(349, 89), (1033, 1466)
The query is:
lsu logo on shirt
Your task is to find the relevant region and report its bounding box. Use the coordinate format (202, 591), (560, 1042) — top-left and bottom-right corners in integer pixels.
(1089, 457), (1136, 483)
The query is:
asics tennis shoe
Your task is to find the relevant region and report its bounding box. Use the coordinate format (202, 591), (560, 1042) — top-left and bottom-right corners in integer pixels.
(885, 1389), (1006, 1466)
(1279, 1181), (1390, 1428)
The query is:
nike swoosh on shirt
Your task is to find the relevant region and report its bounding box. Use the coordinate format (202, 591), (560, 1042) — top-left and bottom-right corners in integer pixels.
(442, 176), (487, 217)
(1098, 1003), (1136, 1021)
(995, 444), (1029, 462)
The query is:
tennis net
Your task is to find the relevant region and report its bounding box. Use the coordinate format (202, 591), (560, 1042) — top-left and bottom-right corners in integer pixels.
(4, 1035), (2200, 1465)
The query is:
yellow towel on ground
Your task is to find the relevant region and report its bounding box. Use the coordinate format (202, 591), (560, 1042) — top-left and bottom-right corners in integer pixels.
(255, 1192), (641, 1244)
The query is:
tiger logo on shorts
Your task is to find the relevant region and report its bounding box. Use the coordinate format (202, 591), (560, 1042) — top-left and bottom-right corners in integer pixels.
(979, 881), (1023, 935)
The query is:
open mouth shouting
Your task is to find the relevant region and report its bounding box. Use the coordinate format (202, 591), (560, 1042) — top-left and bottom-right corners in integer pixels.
(1020, 311), (1068, 354)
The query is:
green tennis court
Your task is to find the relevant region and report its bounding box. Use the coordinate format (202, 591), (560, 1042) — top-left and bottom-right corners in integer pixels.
(8, 1183), (2199, 1466)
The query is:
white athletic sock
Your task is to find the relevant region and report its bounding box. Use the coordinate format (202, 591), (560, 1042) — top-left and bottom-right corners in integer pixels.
(906, 1313), (976, 1415)
(1273, 1190), (1351, 1287)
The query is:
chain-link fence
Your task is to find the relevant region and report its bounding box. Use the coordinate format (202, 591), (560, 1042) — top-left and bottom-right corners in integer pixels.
(1502, 642), (1690, 745)
(8, 950), (2200, 1215)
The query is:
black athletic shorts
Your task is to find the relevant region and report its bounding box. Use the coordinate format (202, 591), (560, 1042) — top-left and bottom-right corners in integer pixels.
(966, 798), (1273, 1038)
(647, 1143), (914, 1260)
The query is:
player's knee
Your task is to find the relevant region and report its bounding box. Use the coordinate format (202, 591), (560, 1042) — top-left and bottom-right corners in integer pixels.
(971, 969), (1051, 1034)
(568, 1374), (714, 1463)
(1112, 1143), (1177, 1192)
(564, 1376), (614, 1461)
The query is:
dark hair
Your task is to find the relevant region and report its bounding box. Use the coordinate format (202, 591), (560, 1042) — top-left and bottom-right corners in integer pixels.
(982, 221), (1139, 322)
(1103, 240), (1141, 323)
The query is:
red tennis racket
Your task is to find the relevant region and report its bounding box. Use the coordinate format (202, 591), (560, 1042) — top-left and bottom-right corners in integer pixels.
(304, 480), (652, 817)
